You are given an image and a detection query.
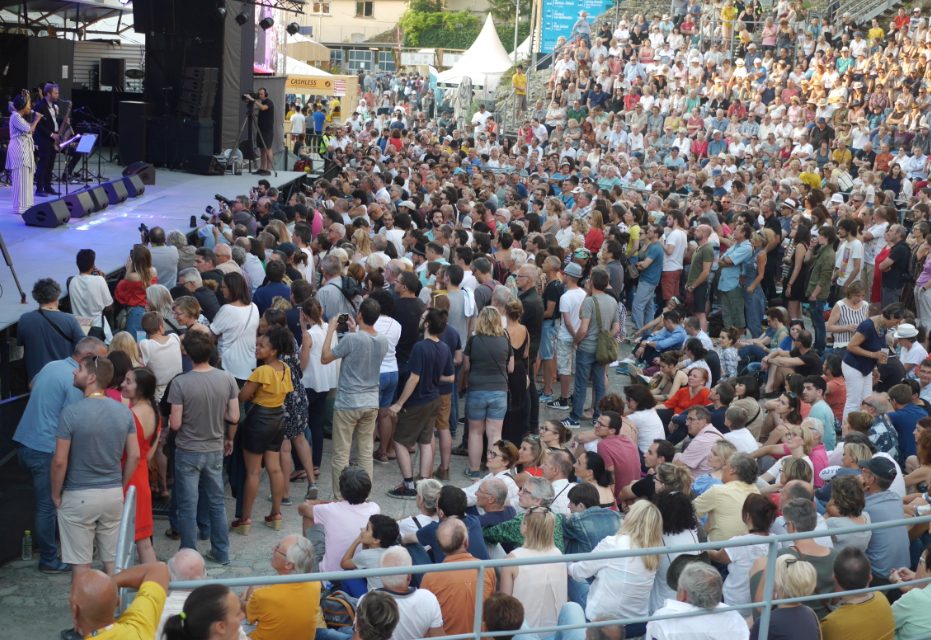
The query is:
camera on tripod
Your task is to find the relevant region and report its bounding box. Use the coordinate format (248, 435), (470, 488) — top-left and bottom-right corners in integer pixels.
(242, 92), (258, 103)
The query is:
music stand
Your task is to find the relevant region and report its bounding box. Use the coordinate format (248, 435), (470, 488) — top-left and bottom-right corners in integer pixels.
(75, 134), (99, 187)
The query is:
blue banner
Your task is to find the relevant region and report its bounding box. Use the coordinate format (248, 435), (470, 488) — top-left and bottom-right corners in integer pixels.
(540, 0), (612, 53)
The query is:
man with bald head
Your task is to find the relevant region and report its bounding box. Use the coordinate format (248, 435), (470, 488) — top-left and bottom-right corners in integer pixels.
(156, 549), (208, 638)
(213, 242), (242, 276)
(70, 561), (169, 639)
(420, 518), (497, 637)
(474, 477), (516, 527)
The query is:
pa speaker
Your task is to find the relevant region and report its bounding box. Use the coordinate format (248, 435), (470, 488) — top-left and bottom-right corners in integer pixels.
(87, 186), (109, 211)
(103, 179), (129, 205)
(122, 161), (156, 185)
(122, 174), (146, 197)
(22, 199), (70, 227)
(187, 155), (223, 176)
(62, 190), (97, 219)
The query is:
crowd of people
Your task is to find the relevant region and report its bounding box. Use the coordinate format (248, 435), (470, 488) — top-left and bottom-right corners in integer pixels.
(12, 0), (931, 637)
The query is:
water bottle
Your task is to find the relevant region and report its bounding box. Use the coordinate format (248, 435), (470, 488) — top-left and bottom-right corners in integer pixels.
(21, 530), (32, 561)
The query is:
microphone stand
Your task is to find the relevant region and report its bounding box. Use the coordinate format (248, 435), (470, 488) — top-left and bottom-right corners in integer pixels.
(0, 231), (27, 304)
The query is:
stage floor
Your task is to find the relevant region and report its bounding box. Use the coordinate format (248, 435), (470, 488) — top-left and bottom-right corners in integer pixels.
(0, 163), (307, 332)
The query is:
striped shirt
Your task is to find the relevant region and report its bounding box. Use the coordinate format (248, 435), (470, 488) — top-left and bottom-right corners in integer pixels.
(832, 299), (869, 347)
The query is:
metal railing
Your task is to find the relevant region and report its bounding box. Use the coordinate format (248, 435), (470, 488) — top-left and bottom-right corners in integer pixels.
(115, 485), (137, 615)
(168, 514), (931, 640)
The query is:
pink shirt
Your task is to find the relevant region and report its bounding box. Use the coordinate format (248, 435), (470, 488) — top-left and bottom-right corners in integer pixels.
(675, 424), (724, 475)
(780, 443), (829, 487)
(313, 500), (381, 572)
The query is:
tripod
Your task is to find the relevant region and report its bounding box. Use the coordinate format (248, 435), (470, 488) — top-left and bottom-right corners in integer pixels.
(0, 231), (27, 304)
(237, 98), (277, 177)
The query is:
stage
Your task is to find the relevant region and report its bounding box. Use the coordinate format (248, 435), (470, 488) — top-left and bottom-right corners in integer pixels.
(0, 162), (308, 332)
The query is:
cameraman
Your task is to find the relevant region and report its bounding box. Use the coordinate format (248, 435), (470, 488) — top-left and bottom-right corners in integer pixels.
(243, 89), (275, 175)
(147, 227), (180, 289)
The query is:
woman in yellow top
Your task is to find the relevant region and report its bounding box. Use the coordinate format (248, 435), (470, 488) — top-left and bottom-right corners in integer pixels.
(233, 324), (293, 534)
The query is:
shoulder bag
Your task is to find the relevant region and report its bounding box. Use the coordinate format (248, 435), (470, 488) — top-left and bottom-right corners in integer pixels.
(593, 296), (619, 365)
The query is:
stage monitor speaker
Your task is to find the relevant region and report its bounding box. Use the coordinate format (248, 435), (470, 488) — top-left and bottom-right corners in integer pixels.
(187, 155), (224, 176)
(103, 180), (129, 205)
(87, 186), (109, 211)
(62, 190), (97, 219)
(122, 174), (145, 197)
(122, 161), (156, 185)
(22, 200), (70, 227)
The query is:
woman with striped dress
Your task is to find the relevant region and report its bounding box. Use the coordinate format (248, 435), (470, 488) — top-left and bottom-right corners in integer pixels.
(826, 280), (870, 357)
(7, 91), (42, 214)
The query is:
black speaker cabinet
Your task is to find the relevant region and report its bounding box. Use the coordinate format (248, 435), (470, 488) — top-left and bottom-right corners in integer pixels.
(22, 199), (70, 227)
(122, 161), (156, 185)
(187, 155), (223, 175)
(119, 101), (148, 165)
(103, 179), (129, 205)
(100, 57), (125, 90)
(86, 186), (109, 211)
(62, 190), (97, 218)
(122, 174), (145, 197)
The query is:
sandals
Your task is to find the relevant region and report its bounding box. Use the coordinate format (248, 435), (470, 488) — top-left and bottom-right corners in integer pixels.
(230, 518), (252, 535)
(289, 470), (308, 482)
(264, 514), (283, 530)
(373, 450), (390, 464)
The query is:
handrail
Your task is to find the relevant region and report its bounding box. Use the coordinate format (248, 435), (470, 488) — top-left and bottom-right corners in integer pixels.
(170, 514), (931, 640)
(115, 485), (137, 615)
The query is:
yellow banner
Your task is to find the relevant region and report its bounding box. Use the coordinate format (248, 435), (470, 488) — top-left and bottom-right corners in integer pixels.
(285, 76), (335, 93)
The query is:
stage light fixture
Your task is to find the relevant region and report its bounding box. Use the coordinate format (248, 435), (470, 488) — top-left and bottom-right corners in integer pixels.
(259, 16), (275, 30)
(119, 0), (131, 5)
(286, 22), (300, 35)
(235, 12), (248, 25)
(216, 1), (227, 17)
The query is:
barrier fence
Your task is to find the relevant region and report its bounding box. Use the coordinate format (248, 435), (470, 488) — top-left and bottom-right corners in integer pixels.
(150, 513), (931, 640)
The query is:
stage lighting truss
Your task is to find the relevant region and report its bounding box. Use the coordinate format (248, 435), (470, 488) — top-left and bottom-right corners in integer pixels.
(241, 0), (305, 15)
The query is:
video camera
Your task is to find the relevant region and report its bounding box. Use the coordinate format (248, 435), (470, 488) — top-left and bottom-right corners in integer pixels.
(138, 223), (150, 244)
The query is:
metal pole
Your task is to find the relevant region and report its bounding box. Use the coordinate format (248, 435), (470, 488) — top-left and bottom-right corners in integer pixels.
(756, 539), (779, 640)
(514, 0), (520, 60)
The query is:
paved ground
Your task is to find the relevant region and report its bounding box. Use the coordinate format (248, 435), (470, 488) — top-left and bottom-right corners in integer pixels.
(0, 363), (634, 637)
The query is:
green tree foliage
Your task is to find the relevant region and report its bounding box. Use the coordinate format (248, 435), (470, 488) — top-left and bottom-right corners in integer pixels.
(486, 0), (532, 24)
(399, 9), (530, 51)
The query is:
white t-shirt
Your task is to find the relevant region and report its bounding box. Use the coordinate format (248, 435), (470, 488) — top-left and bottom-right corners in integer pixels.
(397, 513), (439, 540)
(374, 315), (402, 374)
(864, 222), (889, 263)
(764, 454), (814, 482)
(629, 409), (666, 452)
(558, 288), (587, 341)
(301, 323), (341, 392)
(313, 500), (381, 572)
(663, 228), (688, 271)
(290, 112), (306, 135)
(140, 334), (184, 402)
(358, 588), (444, 640)
(210, 303), (259, 380)
(900, 341), (929, 372)
(724, 428), (759, 454)
(68, 273), (113, 341)
(834, 238), (864, 286)
(722, 533), (771, 605)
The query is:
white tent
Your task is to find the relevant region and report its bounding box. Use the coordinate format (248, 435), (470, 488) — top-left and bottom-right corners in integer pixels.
(510, 36), (531, 63)
(285, 56), (333, 76)
(436, 14), (512, 94)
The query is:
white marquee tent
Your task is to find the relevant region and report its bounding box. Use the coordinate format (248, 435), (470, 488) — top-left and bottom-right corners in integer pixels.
(285, 56), (332, 76)
(436, 14), (512, 95)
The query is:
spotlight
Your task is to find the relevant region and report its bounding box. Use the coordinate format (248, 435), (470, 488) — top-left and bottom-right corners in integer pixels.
(235, 12), (248, 25)
(216, 1), (227, 18)
(259, 16), (275, 30)
(286, 22), (300, 35)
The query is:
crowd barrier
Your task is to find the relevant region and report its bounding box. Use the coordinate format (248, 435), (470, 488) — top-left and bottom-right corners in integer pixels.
(140, 513), (931, 640)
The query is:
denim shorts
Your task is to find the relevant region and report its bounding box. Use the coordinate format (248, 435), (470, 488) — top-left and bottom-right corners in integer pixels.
(466, 389), (508, 421)
(540, 319), (558, 360)
(378, 371), (399, 408)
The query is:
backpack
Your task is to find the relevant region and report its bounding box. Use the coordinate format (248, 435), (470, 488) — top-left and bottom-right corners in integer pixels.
(321, 589), (358, 629)
(593, 296), (619, 365)
(328, 276), (361, 312)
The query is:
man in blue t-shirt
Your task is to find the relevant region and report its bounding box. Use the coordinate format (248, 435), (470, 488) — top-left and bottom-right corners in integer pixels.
(631, 223), (665, 330)
(387, 308), (454, 499)
(415, 485), (489, 563)
(887, 383), (926, 463)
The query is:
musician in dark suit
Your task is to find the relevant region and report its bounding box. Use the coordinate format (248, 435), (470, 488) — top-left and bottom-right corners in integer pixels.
(32, 82), (62, 196)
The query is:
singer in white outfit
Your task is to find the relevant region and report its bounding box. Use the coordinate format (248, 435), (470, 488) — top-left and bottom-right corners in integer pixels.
(7, 91), (42, 215)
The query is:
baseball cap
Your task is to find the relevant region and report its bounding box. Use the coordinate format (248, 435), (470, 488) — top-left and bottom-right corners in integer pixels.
(858, 457), (898, 481)
(564, 262), (584, 279)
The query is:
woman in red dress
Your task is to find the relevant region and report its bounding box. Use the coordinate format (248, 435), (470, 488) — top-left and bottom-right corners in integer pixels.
(121, 366), (159, 563)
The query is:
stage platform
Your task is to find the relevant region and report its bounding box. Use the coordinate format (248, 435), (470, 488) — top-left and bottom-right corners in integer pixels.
(0, 163), (308, 332)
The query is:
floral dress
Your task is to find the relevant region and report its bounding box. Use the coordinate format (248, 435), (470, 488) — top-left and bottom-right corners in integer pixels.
(282, 339), (309, 439)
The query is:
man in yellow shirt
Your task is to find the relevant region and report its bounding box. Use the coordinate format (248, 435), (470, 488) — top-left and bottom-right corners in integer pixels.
(820, 547), (895, 640)
(512, 65), (528, 117)
(69, 561), (169, 639)
(244, 534), (323, 639)
(693, 452), (761, 541)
